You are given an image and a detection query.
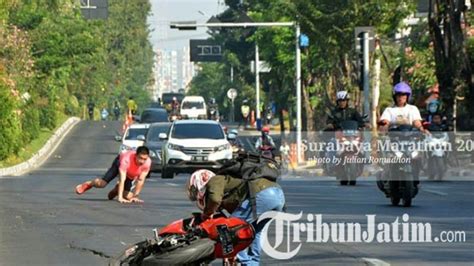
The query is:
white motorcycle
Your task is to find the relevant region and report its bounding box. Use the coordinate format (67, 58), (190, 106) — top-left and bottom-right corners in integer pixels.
(425, 131), (450, 180)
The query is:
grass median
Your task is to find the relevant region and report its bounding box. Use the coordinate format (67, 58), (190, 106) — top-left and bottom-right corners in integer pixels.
(0, 113), (69, 168)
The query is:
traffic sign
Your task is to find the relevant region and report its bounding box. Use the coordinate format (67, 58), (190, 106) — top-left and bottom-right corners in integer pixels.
(190, 39), (223, 62)
(227, 88), (237, 100)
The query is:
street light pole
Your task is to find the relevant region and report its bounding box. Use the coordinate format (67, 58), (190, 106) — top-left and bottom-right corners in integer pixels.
(295, 23), (302, 164)
(255, 44), (261, 122)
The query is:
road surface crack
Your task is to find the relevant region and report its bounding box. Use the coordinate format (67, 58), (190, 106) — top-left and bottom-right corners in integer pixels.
(68, 243), (111, 258)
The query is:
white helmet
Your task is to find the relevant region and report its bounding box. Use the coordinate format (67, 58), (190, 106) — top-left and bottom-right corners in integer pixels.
(187, 169), (216, 210)
(336, 91), (349, 101)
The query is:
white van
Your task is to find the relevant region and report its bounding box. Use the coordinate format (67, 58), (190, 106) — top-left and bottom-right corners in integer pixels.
(180, 96), (207, 119)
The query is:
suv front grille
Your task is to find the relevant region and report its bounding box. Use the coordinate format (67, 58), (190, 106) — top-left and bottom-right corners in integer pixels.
(182, 147), (214, 155)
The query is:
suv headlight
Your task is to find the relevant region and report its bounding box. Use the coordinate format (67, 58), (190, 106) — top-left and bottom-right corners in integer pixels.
(150, 150), (157, 158)
(214, 143), (231, 152)
(120, 144), (133, 151)
(168, 143), (184, 151)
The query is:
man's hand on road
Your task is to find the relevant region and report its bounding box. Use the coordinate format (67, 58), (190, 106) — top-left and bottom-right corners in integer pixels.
(130, 197), (144, 203)
(118, 198), (130, 204)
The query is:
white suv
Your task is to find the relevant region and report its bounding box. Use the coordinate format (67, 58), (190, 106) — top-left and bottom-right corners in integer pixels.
(160, 120), (232, 179)
(180, 96), (207, 119)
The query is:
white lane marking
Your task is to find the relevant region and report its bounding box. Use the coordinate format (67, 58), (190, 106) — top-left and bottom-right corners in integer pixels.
(165, 182), (179, 187)
(37, 168), (107, 172)
(422, 188), (448, 196)
(362, 258), (391, 266)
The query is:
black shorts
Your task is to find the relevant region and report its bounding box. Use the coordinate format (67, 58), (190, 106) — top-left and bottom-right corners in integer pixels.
(102, 155), (133, 192)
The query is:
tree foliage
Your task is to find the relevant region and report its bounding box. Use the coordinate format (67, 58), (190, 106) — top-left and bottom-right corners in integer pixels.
(0, 0), (154, 160)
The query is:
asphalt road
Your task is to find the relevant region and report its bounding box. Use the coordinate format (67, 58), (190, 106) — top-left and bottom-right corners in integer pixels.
(0, 121), (473, 265)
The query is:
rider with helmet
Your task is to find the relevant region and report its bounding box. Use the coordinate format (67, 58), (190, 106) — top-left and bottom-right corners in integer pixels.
(227, 129), (243, 150)
(254, 126), (275, 150)
(171, 96), (180, 112)
(208, 97), (219, 120)
(326, 91), (365, 130)
(379, 82), (427, 133)
(186, 169), (285, 265)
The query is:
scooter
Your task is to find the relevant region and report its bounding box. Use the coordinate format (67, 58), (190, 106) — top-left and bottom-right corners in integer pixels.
(425, 130), (449, 180)
(376, 124), (421, 207)
(335, 120), (364, 186)
(258, 145), (274, 159)
(109, 212), (254, 266)
(209, 107), (220, 121)
(169, 110), (181, 122)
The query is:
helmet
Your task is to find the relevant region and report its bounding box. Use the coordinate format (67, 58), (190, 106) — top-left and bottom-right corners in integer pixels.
(427, 100), (440, 113)
(172, 97), (177, 101)
(393, 82), (411, 98)
(230, 129), (239, 135)
(187, 169), (216, 210)
(210, 98), (216, 104)
(336, 91), (349, 101)
(262, 126), (270, 133)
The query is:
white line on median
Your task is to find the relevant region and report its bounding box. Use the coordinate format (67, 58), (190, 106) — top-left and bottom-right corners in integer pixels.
(36, 168), (107, 172)
(165, 183), (179, 187)
(362, 258), (391, 266)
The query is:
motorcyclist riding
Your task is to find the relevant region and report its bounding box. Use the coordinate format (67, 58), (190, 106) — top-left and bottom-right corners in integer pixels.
(228, 129), (243, 149)
(379, 82), (428, 134)
(379, 82), (428, 189)
(113, 100), (121, 121)
(255, 126), (275, 149)
(208, 98), (219, 120)
(171, 96), (180, 112)
(326, 91), (365, 130)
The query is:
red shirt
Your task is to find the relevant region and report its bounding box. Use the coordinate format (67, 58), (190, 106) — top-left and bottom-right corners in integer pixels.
(119, 151), (151, 180)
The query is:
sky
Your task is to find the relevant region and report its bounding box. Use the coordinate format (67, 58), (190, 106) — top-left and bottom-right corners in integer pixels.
(148, 0), (225, 51)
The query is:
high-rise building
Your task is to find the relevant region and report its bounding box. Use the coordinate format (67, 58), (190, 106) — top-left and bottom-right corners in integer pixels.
(154, 48), (197, 97)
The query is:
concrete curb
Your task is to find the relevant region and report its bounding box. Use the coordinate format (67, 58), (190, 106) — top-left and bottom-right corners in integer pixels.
(0, 117), (81, 177)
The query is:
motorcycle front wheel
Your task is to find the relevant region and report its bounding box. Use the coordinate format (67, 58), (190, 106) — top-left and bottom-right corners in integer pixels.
(110, 238), (215, 266)
(109, 240), (152, 266)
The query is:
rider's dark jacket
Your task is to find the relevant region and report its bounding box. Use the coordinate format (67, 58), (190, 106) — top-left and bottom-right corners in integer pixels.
(327, 107), (364, 129)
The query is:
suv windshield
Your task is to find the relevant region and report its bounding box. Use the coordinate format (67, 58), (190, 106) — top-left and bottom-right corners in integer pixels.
(125, 128), (148, 140)
(182, 101), (204, 109)
(171, 124), (224, 139)
(141, 110), (168, 123)
(146, 124), (171, 141)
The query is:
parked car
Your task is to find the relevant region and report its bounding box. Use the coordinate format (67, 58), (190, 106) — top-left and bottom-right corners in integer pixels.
(144, 122), (172, 173)
(116, 123), (150, 153)
(139, 108), (169, 124)
(180, 96), (207, 120)
(160, 120), (232, 179)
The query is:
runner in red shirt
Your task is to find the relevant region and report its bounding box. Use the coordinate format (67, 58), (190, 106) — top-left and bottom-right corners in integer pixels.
(75, 146), (152, 204)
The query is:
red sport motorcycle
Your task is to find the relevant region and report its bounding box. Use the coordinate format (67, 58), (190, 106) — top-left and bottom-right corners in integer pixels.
(109, 212), (255, 266)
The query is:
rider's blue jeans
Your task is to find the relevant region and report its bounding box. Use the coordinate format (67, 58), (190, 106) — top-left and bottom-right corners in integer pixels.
(232, 186), (285, 266)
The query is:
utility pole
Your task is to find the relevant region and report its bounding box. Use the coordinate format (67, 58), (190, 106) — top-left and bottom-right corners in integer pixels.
(296, 23), (302, 164)
(363, 31), (370, 118)
(255, 44), (261, 125)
